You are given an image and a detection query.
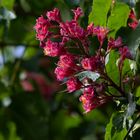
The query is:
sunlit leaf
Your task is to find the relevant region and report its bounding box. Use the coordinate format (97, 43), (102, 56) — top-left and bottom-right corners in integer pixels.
(88, 0), (112, 26)
(107, 2), (130, 38)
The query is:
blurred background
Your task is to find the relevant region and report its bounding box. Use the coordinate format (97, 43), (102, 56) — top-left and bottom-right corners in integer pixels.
(0, 0), (117, 140)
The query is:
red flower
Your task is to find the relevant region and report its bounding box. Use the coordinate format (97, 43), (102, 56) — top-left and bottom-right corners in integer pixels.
(46, 8), (61, 22)
(54, 67), (75, 81)
(72, 7), (83, 21)
(118, 46), (132, 69)
(43, 40), (65, 57)
(58, 54), (77, 68)
(128, 10), (139, 30)
(34, 16), (51, 41)
(93, 26), (109, 47)
(60, 20), (86, 39)
(119, 46), (131, 60)
(107, 37), (123, 51)
(81, 56), (100, 71)
(79, 87), (96, 113)
(66, 77), (82, 92)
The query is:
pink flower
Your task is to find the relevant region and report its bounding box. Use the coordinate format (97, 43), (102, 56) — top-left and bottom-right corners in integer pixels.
(79, 87), (96, 113)
(107, 37), (123, 51)
(58, 54), (77, 68)
(54, 67), (75, 81)
(93, 26), (109, 47)
(46, 8), (61, 22)
(81, 58), (92, 70)
(87, 23), (94, 35)
(43, 40), (65, 57)
(60, 20), (86, 39)
(81, 56), (100, 71)
(119, 46), (132, 60)
(72, 7), (83, 21)
(128, 10), (139, 30)
(66, 77), (82, 92)
(118, 46), (132, 69)
(34, 16), (51, 41)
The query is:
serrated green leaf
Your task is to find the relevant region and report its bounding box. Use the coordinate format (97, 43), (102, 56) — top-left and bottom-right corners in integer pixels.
(107, 2), (130, 38)
(88, 0), (112, 26)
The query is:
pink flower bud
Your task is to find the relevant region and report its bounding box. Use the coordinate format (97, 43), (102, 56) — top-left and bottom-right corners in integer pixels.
(72, 7), (83, 21)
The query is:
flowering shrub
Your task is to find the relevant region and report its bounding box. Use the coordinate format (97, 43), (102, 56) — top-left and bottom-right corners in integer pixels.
(34, 0), (140, 139)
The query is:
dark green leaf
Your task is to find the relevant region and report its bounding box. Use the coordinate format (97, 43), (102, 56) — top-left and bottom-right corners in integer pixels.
(105, 112), (127, 140)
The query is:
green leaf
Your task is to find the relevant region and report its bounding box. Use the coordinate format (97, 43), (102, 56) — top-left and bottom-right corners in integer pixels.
(88, 0), (112, 26)
(8, 122), (21, 140)
(107, 2), (130, 38)
(105, 112), (127, 140)
(0, 0), (15, 10)
(106, 50), (119, 85)
(76, 71), (100, 81)
(125, 23), (140, 56)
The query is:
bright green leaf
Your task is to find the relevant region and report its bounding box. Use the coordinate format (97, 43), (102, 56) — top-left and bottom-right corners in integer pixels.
(107, 2), (130, 38)
(88, 0), (112, 26)
(106, 50), (120, 85)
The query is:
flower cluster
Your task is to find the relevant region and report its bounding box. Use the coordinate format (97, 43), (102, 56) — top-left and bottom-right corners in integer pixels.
(34, 7), (137, 113)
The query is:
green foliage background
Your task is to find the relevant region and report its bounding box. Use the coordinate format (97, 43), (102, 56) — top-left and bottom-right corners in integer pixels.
(0, 0), (140, 140)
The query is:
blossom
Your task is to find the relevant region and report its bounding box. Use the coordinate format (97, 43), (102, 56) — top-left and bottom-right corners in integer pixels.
(107, 36), (123, 51)
(81, 56), (100, 71)
(34, 16), (51, 41)
(57, 54), (77, 68)
(128, 10), (139, 30)
(54, 67), (75, 81)
(118, 46), (132, 69)
(119, 46), (132, 60)
(72, 7), (83, 21)
(60, 20), (86, 39)
(43, 40), (65, 57)
(46, 8), (61, 22)
(93, 26), (109, 47)
(66, 77), (82, 92)
(87, 23), (94, 35)
(79, 86), (96, 113)
(81, 58), (92, 70)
